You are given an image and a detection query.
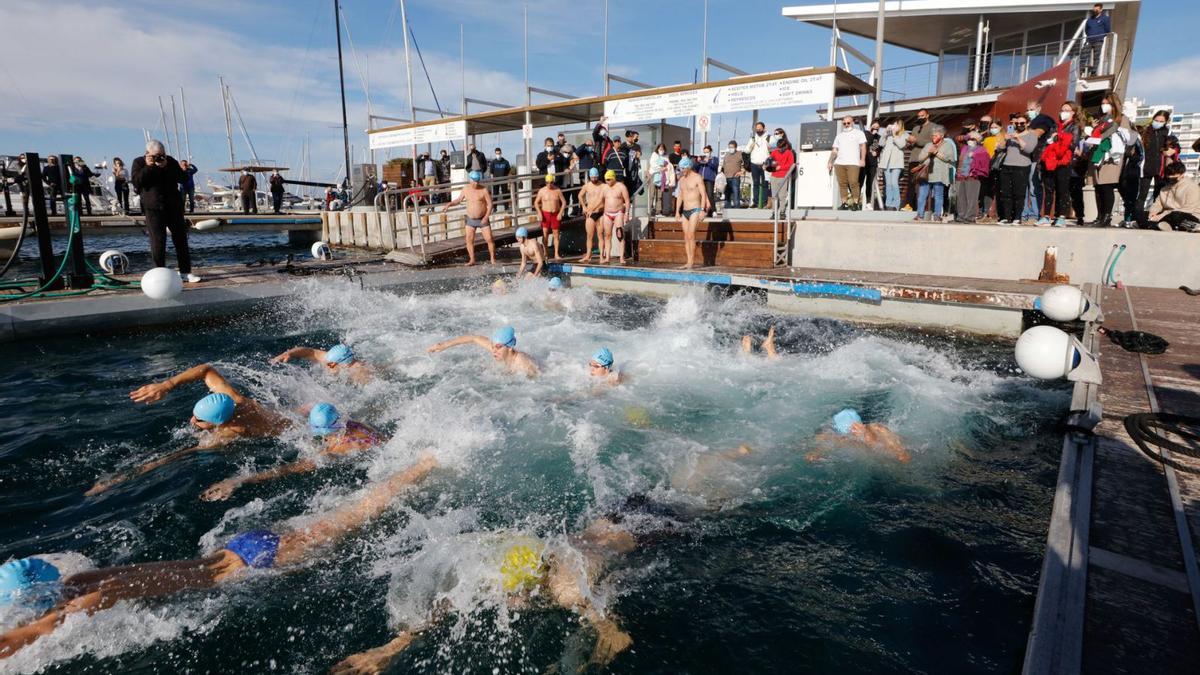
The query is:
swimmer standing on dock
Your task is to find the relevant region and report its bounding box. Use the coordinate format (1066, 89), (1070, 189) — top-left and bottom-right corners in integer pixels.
(578, 167), (604, 262)
(674, 157), (710, 270)
(442, 171), (494, 266)
(270, 342), (373, 384)
(807, 409), (911, 463)
(533, 174), (566, 261)
(426, 325), (540, 377)
(599, 169), (630, 265)
(1, 456), (437, 660)
(86, 363), (290, 495)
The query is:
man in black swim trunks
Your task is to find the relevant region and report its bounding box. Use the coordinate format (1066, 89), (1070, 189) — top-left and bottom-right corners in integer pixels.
(442, 171), (494, 266)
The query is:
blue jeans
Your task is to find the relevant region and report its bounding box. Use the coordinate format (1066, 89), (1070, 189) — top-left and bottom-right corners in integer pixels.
(917, 182), (945, 218)
(725, 176), (742, 208)
(884, 169), (901, 209)
(1022, 165), (1040, 220)
(750, 163), (768, 208)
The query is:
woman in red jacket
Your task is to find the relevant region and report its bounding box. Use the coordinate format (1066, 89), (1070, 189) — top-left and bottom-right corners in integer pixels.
(1040, 102), (1078, 227)
(768, 132), (796, 211)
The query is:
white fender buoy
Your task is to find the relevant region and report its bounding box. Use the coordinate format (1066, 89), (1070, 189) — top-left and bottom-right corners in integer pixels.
(311, 241), (332, 260)
(98, 249), (129, 275)
(1035, 285), (1089, 322)
(141, 267), (183, 300)
(1015, 325), (1077, 379)
(193, 218), (221, 231)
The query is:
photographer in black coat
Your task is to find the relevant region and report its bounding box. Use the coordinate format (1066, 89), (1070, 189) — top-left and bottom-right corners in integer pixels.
(131, 139), (199, 282)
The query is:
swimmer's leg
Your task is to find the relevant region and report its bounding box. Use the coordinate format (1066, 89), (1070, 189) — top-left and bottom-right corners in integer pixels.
(599, 217), (612, 263)
(764, 326), (778, 359)
(614, 212), (626, 264)
(464, 225), (477, 266)
(273, 455), (437, 566)
(480, 225), (496, 264)
(580, 217), (596, 261)
(741, 335), (753, 354)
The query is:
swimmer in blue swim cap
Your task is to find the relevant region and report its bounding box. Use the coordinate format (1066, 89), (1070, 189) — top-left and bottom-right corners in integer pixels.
(674, 153), (710, 270)
(90, 364), (292, 496)
(0, 456), (437, 660)
(514, 224), (545, 280)
(442, 166), (495, 266)
(588, 346), (623, 385)
(806, 408), (910, 463)
(741, 325), (779, 359)
(427, 326), (540, 377)
(270, 342), (373, 384)
(200, 402), (388, 502)
(578, 166), (605, 262)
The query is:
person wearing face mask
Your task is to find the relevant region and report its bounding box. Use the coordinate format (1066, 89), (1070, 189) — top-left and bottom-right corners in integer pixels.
(768, 131), (796, 212)
(878, 119), (909, 211)
(69, 156), (96, 216)
(488, 148), (511, 207)
(1036, 103), (1078, 227)
(954, 131), (990, 223)
(1141, 162), (1200, 232)
(592, 116), (620, 181)
(1022, 101), (1057, 223)
(979, 119), (1004, 222)
(1086, 94), (1131, 227)
(1138, 111), (1172, 219)
(915, 125), (956, 221)
(1081, 3), (1111, 78)
(721, 141), (745, 209)
(465, 143), (488, 175)
(535, 137), (555, 176)
(829, 115), (867, 210)
(697, 145), (720, 215)
(998, 115), (1038, 225)
(861, 119), (881, 207)
(41, 155), (64, 216)
(904, 109), (934, 210)
(746, 121), (772, 208)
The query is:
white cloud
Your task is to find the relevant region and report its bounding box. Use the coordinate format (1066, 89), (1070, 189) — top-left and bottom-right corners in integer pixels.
(1127, 56), (1200, 112)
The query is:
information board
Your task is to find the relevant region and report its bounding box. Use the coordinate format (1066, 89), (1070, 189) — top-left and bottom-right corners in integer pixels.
(798, 121), (838, 151)
(604, 72), (834, 126)
(369, 120), (467, 150)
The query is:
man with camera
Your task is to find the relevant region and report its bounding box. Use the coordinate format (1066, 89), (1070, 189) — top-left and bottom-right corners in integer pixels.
(132, 140), (200, 283)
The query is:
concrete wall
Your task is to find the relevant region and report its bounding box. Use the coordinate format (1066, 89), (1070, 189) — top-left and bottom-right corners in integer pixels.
(790, 220), (1200, 289)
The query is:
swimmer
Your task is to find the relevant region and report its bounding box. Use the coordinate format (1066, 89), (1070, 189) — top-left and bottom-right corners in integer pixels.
(200, 402), (387, 501)
(741, 325), (779, 359)
(543, 276), (568, 311)
(87, 363), (291, 495)
(269, 342), (373, 384)
(426, 325), (540, 377)
(807, 409), (911, 463)
(670, 444), (754, 500)
(331, 517), (635, 674)
(578, 167), (604, 262)
(513, 226), (544, 280)
(674, 157), (710, 270)
(599, 169), (630, 265)
(443, 170), (494, 266)
(0, 455), (437, 659)
(589, 347), (623, 385)
(490, 278), (509, 295)
(533, 174), (566, 261)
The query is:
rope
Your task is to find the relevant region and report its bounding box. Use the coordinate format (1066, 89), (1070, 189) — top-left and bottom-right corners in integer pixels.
(1124, 413), (1200, 474)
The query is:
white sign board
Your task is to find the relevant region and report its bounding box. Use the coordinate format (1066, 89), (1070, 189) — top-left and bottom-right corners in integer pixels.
(603, 72), (834, 126)
(696, 113), (711, 133)
(792, 150), (837, 208)
(522, 123), (534, 140)
(369, 119), (467, 150)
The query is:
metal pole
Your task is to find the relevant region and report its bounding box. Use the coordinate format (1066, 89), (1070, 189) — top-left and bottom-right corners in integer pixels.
(460, 23), (468, 143)
(219, 77), (235, 169)
(701, 0), (709, 148)
(523, 2), (532, 169)
(869, 0), (885, 124)
(180, 86), (192, 159)
(603, 0), (609, 95)
(334, 0), (353, 196)
(400, 0), (418, 186)
(23, 154), (61, 288)
(972, 14), (984, 91)
(169, 95), (181, 158)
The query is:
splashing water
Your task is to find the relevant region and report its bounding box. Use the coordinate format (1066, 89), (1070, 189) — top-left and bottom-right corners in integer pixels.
(0, 278), (1068, 672)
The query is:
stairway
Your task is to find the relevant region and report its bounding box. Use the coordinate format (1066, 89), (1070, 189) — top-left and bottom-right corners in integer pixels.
(637, 218), (782, 268)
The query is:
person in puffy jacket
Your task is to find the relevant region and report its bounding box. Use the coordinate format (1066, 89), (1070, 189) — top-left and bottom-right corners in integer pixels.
(767, 133), (795, 211)
(1038, 102), (1078, 226)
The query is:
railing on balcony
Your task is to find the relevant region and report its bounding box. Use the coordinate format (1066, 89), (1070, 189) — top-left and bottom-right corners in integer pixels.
(837, 33), (1118, 109)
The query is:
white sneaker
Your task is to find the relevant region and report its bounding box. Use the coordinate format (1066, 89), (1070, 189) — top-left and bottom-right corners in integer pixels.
(182, 273), (202, 283)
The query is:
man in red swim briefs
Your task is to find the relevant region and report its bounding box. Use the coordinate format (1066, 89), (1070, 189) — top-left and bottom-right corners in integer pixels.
(533, 173), (566, 260)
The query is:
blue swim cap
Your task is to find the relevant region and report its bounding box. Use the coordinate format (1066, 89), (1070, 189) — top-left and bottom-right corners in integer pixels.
(194, 393), (236, 425)
(679, 157), (694, 170)
(592, 347), (614, 368)
(0, 557), (61, 610)
(832, 408), (863, 435)
(515, 226), (529, 239)
(468, 170), (483, 182)
(548, 277), (563, 291)
(309, 402), (343, 437)
(588, 167), (600, 178)
(492, 326), (517, 348)
(325, 343), (354, 365)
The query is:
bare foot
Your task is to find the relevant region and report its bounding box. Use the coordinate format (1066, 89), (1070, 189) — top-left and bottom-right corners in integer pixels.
(678, 263), (694, 270)
(465, 260), (476, 267)
(553, 256), (563, 261)
(741, 335), (753, 353)
(578, 255), (592, 262)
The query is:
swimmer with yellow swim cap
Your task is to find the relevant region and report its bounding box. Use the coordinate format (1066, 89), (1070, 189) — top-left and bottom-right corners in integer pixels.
(599, 168), (630, 264)
(533, 171), (566, 260)
(331, 519), (637, 674)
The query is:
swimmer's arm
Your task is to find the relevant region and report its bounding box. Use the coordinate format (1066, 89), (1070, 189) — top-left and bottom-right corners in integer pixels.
(426, 335), (490, 353)
(482, 188), (493, 221)
(201, 452), (329, 501)
(270, 347), (324, 364)
(87, 442), (216, 495)
(515, 354), (541, 378)
(517, 247), (528, 278)
(442, 191), (464, 211)
(582, 608), (633, 668)
(871, 425), (912, 463)
(531, 243), (544, 277)
(330, 631), (421, 675)
(129, 363), (240, 404)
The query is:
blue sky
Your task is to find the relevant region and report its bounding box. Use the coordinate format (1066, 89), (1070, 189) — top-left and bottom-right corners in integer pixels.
(0, 0), (1189, 189)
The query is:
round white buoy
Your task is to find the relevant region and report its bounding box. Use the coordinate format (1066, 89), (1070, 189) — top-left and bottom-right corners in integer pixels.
(1014, 325), (1076, 379)
(141, 267), (183, 300)
(311, 241), (332, 260)
(1036, 285), (1088, 322)
(98, 249), (129, 275)
(193, 218), (221, 231)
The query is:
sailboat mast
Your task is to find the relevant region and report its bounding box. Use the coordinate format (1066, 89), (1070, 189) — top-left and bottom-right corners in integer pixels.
(219, 76), (236, 170)
(180, 86), (192, 160)
(334, 0), (352, 196)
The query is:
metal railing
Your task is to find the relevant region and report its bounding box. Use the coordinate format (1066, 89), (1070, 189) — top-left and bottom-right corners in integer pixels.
(772, 164), (797, 266)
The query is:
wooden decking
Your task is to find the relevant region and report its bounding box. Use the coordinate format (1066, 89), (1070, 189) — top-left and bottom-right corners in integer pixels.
(1025, 285), (1200, 674)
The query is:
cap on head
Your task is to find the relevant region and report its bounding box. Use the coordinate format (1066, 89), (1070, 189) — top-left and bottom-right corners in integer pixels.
(588, 167), (600, 179)
(308, 402), (343, 437)
(500, 542), (546, 592)
(548, 277), (563, 291)
(0, 557), (62, 610)
(679, 157), (694, 170)
(193, 393), (236, 425)
(544, 173), (555, 183)
(832, 408), (863, 435)
(592, 347), (614, 368)
(325, 343), (354, 365)
(515, 226), (529, 239)
(468, 170), (483, 182)
(604, 169), (616, 180)
(492, 326), (516, 348)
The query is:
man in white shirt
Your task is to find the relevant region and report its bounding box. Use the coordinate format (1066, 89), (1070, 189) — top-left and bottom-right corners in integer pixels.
(827, 116), (867, 210)
(746, 121), (773, 208)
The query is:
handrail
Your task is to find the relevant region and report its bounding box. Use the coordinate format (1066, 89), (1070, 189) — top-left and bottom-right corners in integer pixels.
(772, 163), (797, 266)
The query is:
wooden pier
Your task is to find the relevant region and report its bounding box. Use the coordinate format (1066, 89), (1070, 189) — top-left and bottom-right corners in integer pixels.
(1024, 285), (1200, 674)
